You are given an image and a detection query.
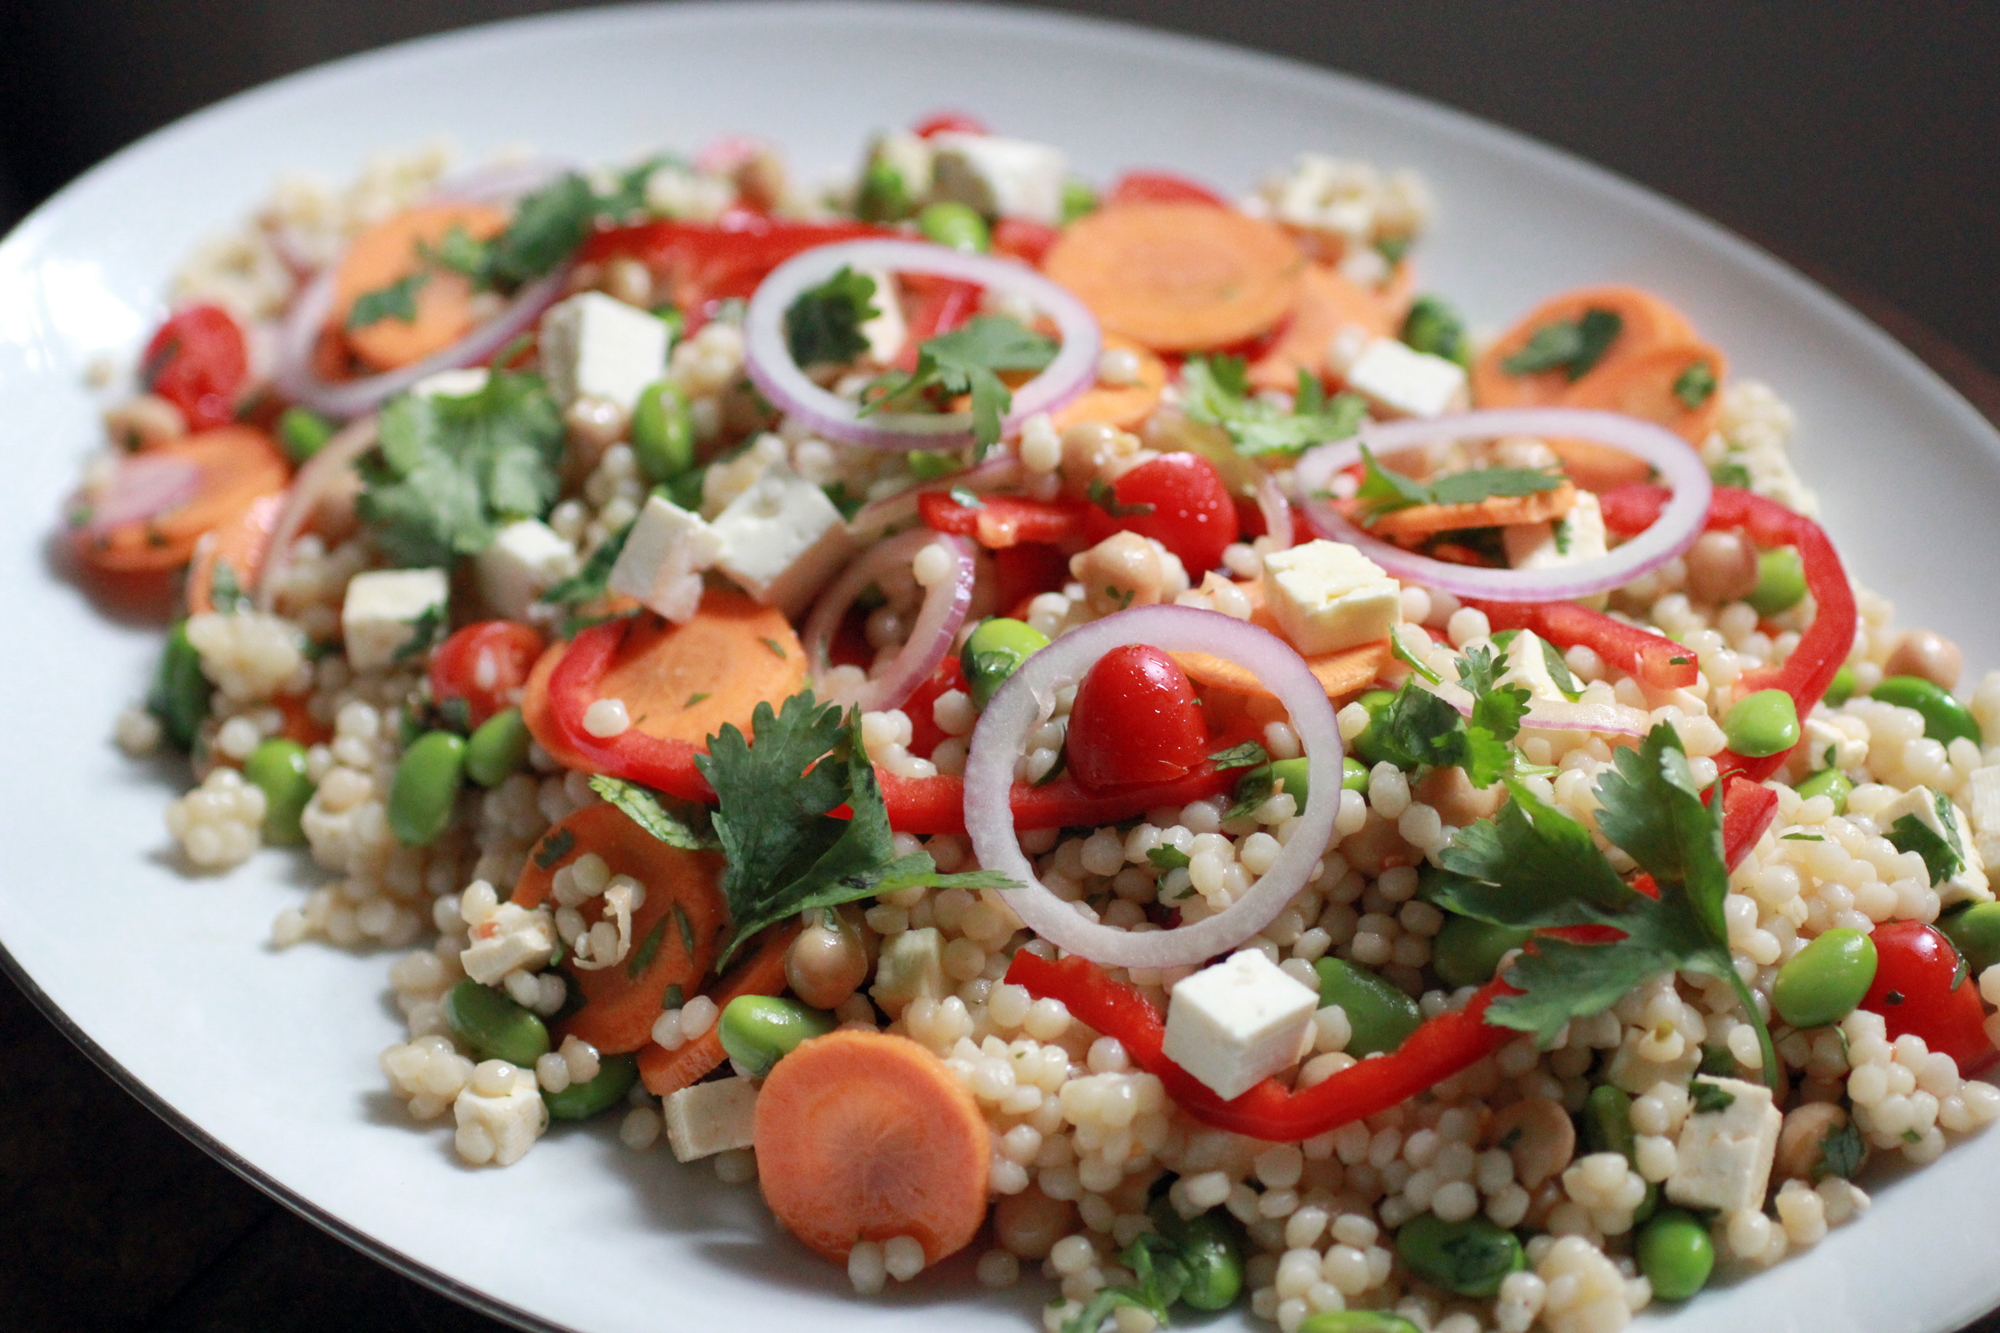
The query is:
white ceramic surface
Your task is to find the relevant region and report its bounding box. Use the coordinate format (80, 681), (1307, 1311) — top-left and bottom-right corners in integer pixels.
(3, 5), (1997, 1332)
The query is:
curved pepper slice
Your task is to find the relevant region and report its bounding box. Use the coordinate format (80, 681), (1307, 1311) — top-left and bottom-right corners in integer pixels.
(1462, 598), (1698, 692)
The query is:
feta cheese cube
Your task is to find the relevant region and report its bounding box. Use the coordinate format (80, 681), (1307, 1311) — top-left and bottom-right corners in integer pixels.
(411, 367), (490, 398)
(459, 903), (556, 985)
(857, 269), (907, 365)
(1260, 540), (1402, 656)
(1503, 630), (1570, 703)
(860, 130), (933, 214)
(453, 1070), (548, 1167)
(663, 1076), (760, 1161)
(870, 927), (945, 1017)
(1342, 337), (1468, 419)
(928, 132), (1068, 224)
(606, 495), (723, 624)
(1162, 949), (1319, 1101)
(1503, 490), (1607, 572)
(1969, 766), (2000, 868)
(341, 567), (449, 672)
(711, 465), (854, 616)
(476, 519), (579, 621)
(538, 290), (669, 412)
(1878, 784), (1988, 904)
(1665, 1077), (1781, 1213)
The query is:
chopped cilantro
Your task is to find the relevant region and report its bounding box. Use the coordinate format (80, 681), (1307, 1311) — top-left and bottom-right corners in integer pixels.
(1179, 354), (1367, 460)
(207, 558), (252, 613)
(1375, 235), (1411, 265)
(1816, 1119), (1865, 1180)
(1209, 741), (1271, 771)
(1499, 307), (1623, 380)
(863, 316), (1057, 457)
(759, 636), (788, 660)
(539, 518), (632, 635)
(1224, 765), (1276, 821)
(1365, 645), (1531, 789)
(1889, 796), (1965, 886)
(1552, 513), (1573, 555)
(1400, 294), (1472, 368)
(418, 223), (491, 279)
(532, 827), (576, 870)
(685, 692), (711, 708)
(1088, 476), (1155, 518)
(484, 172), (600, 290)
(390, 604), (446, 663)
(1782, 832), (1825, 842)
(674, 901), (697, 958)
(947, 485), (985, 510)
(1059, 1231), (1193, 1333)
(785, 265), (879, 366)
(1353, 444), (1565, 526)
(1710, 459), (1754, 489)
(1148, 846), (1192, 871)
(1540, 638), (1583, 700)
(345, 272), (428, 330)
(661, 983), (684, 1012)
(588, 775), (717, 852)
(906, 449), (960, 481)
(1697, 1045), (1738, 1078)
(1673, 359), (1719, 409)
(626, 918), (668, 980)
(1690, 1080), (1737, 1115)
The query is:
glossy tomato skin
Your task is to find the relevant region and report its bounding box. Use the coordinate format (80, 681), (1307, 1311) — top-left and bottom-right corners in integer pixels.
(992, 218), (1061, 266)
(1861, 920), (1994, 1072)
(913, 112), (988, 138)
(143, 305), (249, 431)
(1102, 171), (1229, 209)
(1066, 645), (1208, 790)
(429, 621), (546, 729)
(1083, 453), (1239, 578)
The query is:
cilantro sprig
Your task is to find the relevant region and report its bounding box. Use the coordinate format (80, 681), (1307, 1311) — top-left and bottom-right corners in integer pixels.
(862, 316), (1057, 457)
(1180, 355), (1366, 460)
(1353, 444), (1564, 526)
(1367, 643), (1533, 789)
(1499, 307), (1623, 380)
(346, 272), (428, 330)
(785, 266), (879, 366)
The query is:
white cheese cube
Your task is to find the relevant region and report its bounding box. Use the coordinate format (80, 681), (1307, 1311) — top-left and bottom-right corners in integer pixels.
(606, 495), (723, 624)
(870, 927), (946, 1018)
(1260, 539), (1402, 657)
(711, 464), (854, 617)
(663, 1076), (760, 1161)
(538, 290), (669, 412)
(862, 130), (933, 210)
(1666, 1077), (1781, 1213)
(1969, 766), (2000, 868)
(476, 519), (579, 621)
(341, 567), (449, 672)
(1878, 784), (1988, 904)
(459, 903), (556, 985)
(1503, 630), (1570, 703)
(1503, 490), (1607, 572)
(411, 367), (490, 398)
(857, 269), (907, 365)
(928, 132), (1068, 224)
(1342, 338), (1468, 419)
(1162, 949), (1319, 1101)
(453, 1071), (548, 1167)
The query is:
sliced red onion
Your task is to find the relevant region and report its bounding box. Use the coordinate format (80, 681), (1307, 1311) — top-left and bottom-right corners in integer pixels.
(1295, 408), (1712, 602)
(254, 417), (379, 612)
(964, 605), (1342, 970)
(78, 453), (204, 538)
(845, 453), (1021, 544)
(804, 529), (974, 714)
(742, 239), (1101, 450)
(1254, 471), (1294, 548)
(1427, 678), (1650, 737)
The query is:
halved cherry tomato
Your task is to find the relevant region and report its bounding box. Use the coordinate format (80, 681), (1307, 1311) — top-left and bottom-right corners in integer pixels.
(919, 491), (1089, 549)
(992, 218), (1061, 266)
(1102, 171), (1229, 209)
(429, 621), (546, 729)
(1862, 920), (1994, 1072)
(1067, 645), (1208, 790)
(142, 305), (249, 431)
(913, 112), (988, 138)
(993, 543), (1071, 612)
(1081, 452), (1239, 576)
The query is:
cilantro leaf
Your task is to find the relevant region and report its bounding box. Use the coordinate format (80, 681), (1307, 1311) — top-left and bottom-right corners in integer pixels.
(785, 266), (879, 367)
(1672, 358), (1719, 409)
(1400, 294), (1472, 368)
(1088, 477), (1155, 518)
(863, 316), (1057, 456)
(1816, 1119), (1865, 1180)
(1889, 798), (1965, 886)
(418, 223), (491, 279)
(1541, 637), (1583, 701)
(1499, 307), (1623, 380)
(1148, 846), (1192, 871)
(207, 558), (252, 613)
(1180, 354), (1367, 460)
(484, 172), (599, 289)
(1209, 741), (1271, 771)
(1353, 444), (1433, 521)
(588, 775), (717, 851)
(346, 272), (428, 330)
(1353, 444), (1564, 526)
(1061, 1232), (1187, 1333)
(539, 518), (633, 635)
(1690, 1079), (1737, 1115)
(1710, 458), (1753, 489)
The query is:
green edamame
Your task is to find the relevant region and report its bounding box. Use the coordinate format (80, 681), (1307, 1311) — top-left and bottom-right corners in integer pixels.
(1268, 757), (1312, 807)
(856, 158), (916, 222)
(1822, 664), (1858, 707)
(1350, 689), (1400, 768)
(1795, 766), (1851, 814)
(465, 707), (532, 788)
(1746, 547), (1807, 616)
(1395, 1212), (1525, 1297)
(276, 406), (336, 465)
(543, 1052), (640, 1120)
(1773, 926), (1878, 1029)
(717, 994), (836, 1078)
(631, 381), (696, 484)
(147, 619), (212, 751)
(1939, 902), (2000, 976)
(916, 200), (990, 253)
(1431, 912), (1532, 990)
(1870, 675), (1983, 749)
(1314, 958), (1421, 1057)
(1724, 689), (1799, 758)
(1060, 178), (1099, 223)
(1582, 1084), (1637, 1160)
(1636, 1208), (1715, 1301)
(1298, 1314), (1423, 1333)
(443, 979), (550, 1067)
(1342, 756), (1369, 791)
(961, 618), (1050, 708)
(1146, 1199), (1243, 1311)
(389, 730), (467, 846)
(244, 738), (313, 845)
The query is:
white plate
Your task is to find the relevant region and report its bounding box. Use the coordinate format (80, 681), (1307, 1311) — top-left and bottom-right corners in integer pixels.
(3, 5), (1998, 1332)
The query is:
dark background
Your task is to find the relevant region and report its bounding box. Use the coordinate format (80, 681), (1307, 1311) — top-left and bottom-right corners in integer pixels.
(2, 3), (1997, 1330)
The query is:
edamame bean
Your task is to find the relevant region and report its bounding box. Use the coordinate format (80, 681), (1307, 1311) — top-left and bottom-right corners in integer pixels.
(1822, 664), (1857, 707)
(1395, 1212), (1525, 1297)
(443, 979), (550, 1067)
(1939, 902), (2000, 976)
(1060, 178), (1098, 223)
(961, 618), (1051, 708)
(1582, 1084), (1637, 1160)
(1773, 926), (1878, 1029)
(389, 730), (467, 846)
(1350, 689), (1400, 768)
(1314, 958), (1421, 1056)
(1267, 757), (1312, 806)
(543, 1052), (640, 1120)
(1146, 1199), (1243, 1311)
(717, 994), (836, 1078)
(1431, 912), (1532, 990)
(465, 707), (532, 788)
(1636, 1208), (1715, 1301)
(917, 200), (990, 253)
(1298, 1314), (1422, 1333)
(1724, 688), (1799, 758)
(1870, 675), (1983, 748)
(856, 158), (916, 222)
(277, 406), (336, 464)
(1795, 766), (1851, 814)
(148, 619), (212, 751)
(244, 738), (313, 845)
(630, 381), (696, 484)
(1746, 546), (1807, 616)
(1342, 756), (1369, 791)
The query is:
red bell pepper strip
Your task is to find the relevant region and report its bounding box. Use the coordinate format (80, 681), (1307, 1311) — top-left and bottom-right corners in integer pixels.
(1463, 599), (1698, 691)
(918, 490), (1090, 549)
(544, 619), (716, 802)
(891, 274), (984, 371)
(1102, 171), (1230, 209)
(579, 217), (888, 330)
(992, 218), (1061, 266)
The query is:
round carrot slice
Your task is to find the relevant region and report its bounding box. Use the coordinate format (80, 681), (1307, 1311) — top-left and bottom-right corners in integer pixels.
(1560, 339), (1729, 445)
(1051, 332), (1167, 432)
(332, 202), (509, 372)
(73, 425), (291, 575)
(1042, 202), (1305, 352)
(754, 1029), (991, 1265)
(1470, 284), (1697, 409)
(1248, 263), (1399, 392)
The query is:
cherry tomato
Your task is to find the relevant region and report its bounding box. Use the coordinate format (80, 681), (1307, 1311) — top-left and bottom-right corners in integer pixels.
(993, 543), (1071, 615)
(903, 656), (969, 760)
(1066, 645), (1208, 790)
(991, 217), (1060, 266)
(1861, 920), (1994, 1072)
(1101, 171), (1228, 209)
(429, 621), (546, 729)
(1082, 453), (1239, 577)
(142, 305), (249, 431)
(913, 112), (988, 138)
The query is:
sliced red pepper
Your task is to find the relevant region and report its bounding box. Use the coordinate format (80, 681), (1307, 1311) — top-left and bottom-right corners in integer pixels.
(893, 274), (983, 370)
(992, 218), (1061, 266)
(544, 619), (715, 802)
(902, 656), (968, 760)
(1102, 171), (1230, 209)
(579, 217), (888, 330)
(918, 490), (1089, 549)
(1464, 598), (1698, 691)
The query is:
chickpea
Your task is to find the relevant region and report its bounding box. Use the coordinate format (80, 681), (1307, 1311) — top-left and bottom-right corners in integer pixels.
(1414, 765), (1504, 827)
(993, 1186), (1076, 1259)
(1489, 1096), (1575, 1189)
(1775, 1102), (1860, 1182)
(102, 393), (187, 451)
(1057, 420), (1120, 495)
(564, 396), (627, 473)
(603, 257), (654, 308)
(1684, 530), (1760, 605)
(1071, 531), (1164, 616)
(733, 147), (788, 213)
(1340, 811), (1417, 877)
(1885, 630), (1963, 691)
(785, 910), (869, 1010)
(1489, 435), (1559, 471)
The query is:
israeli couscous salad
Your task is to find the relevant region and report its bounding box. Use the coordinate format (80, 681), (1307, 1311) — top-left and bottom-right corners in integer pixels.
(67, 113), (2000, 1333)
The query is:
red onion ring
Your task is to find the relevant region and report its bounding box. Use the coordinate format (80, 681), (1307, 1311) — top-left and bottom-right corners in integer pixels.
(964, 605), (1342, 969)
(78, 453), (204, 538)
(742, 239), (1101, 450)
(253, 417), (379, 612)
(845, 454), (1021, 544)
(803, 529), (975, 714)
(1254, 471), (1294, 549)
(1295, 408), (1711, 602)
(1425, 677), (1651, 737)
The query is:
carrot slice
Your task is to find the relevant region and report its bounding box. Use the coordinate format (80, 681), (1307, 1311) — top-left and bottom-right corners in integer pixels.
(754, 1029), (991, 1265)
(1560, 339), (1729, 445)
(73, 426), (291, 575)
(636, 923), (800, 1096)
(1248, 264), (1398, 393)
(186, 490), (283, 615)
(513, 802), (730, 1054)
(1470, 284), (1696, 410)
(1356, 479), (1578, 544)
(332, 203), (510, 372)
(1050, 333), (1167, 432)
(1042, 202), (1305, 352)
